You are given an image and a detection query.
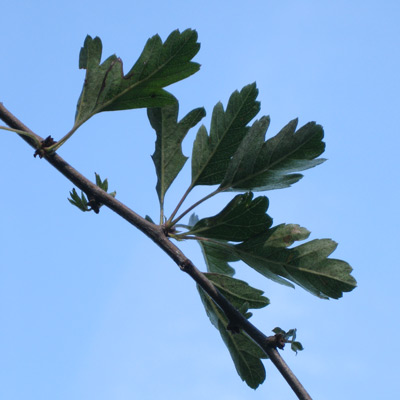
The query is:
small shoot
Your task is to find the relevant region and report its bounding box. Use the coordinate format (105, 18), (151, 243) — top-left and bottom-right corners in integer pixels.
(68, 188), (90, 212)
(68, 173), (116, 213)
(272, 327), (304, 354)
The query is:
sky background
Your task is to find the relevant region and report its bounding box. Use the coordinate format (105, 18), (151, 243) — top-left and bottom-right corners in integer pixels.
(1, 1), (399, 399)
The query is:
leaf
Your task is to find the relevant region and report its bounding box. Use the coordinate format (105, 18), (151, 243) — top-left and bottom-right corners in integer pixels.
(95, 172), (109, 191)
(234, 224), (357, 299)
(272, 327), (286, 335)
(68, 188), (89, 212)
(265, 223), (310, 248)
(74, 30), (200, 127)
(186, 192), (272, 242)
(189, 213), (237, 275)
(220, 116), (326, 191)
(191, 83), (260, 187)
(218, 322), (266, 389)
(204, 273), (269, 310)
(272, 327), (304, 354)
(148, 102), (205, 205)
(291, 341), (304, 354)
(198, 239), (238, 276)
(145, 215), (155, 224)
(197, 285), (267, 389)
(68, 173), (116, 212)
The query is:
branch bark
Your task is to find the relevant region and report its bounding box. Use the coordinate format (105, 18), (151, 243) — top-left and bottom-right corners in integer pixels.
(0, 103), (312, 400)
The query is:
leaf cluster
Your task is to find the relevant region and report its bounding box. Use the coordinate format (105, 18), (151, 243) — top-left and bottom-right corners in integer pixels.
(272, 327), (304, 354)
(68, 173), (116, 213)
(145, 77), (355, 387)
(60, 30), (357, 389)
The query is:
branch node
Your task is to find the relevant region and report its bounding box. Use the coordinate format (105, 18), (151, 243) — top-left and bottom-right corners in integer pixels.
(179, 259), (192, 272)
(34, 136), (57, 158)
(266, 334), (286, 350)
(87, 194), (101, 214)
(162, 223), (177, 237)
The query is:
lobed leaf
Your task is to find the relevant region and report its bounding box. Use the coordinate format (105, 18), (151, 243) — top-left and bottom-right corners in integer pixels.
(197, 239), (238, 276)
(197, 284), (267, 389)
(220, 116), (326, 191)
(186, 192), (272, 242)
(148, 102), (205, 205)
(74, 30), (200, 127)
(189, 213), (237, 275)
(204, 273), (269, 310)
(234, 224), (357, 299)
(191, 83), (260, 187)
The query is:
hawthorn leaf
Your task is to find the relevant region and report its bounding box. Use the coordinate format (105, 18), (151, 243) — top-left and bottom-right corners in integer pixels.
(186, 192), (272, 242)
(234, 224), (357, 299)
(266, 223), (310, 247)
(204, 273), (270, 310)
(191, 83), (260, 187)
(198, 239), (238, 276)
(188, 213), (237, 275)
(218, 323), (266, 389)
(197, 285), (267, 389)
(220, 116), (326, 191)
(74, 30), (200, 128)
(148, 103), (205, 205)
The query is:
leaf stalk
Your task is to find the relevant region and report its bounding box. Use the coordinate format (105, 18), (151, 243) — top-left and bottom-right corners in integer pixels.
(168, 186), (222, 227)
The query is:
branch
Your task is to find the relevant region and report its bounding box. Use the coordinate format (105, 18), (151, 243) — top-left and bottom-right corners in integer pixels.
(0, 103), (312, 400)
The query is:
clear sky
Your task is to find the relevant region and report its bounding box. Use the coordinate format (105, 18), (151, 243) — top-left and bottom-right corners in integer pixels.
(1, 1), (399, 399)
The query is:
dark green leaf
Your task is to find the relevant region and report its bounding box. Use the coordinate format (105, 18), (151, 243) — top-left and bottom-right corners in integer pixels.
(197, 286), (266, 389)
(186, 192), (272, 242)
(189, 213), (237, 275)
(272, 327), (286, 335)
(220, 116), (326, 191)
(198, 239), (238, 276)
(218, 322), (266, 389)
(204, 273), (269, 310)
(191, 83), (260, 187)
(148, 102), (205, 205)
(75, 30), (200, 127)
(145, 215), (155, 223)
(234, 224), (357, 299)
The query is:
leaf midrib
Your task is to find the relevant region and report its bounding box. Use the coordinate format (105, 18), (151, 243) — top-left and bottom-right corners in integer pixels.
(78, 33), (196, 125)
(221, 125), (323, 190)
(235, 246), (350, 283)
(209, 297), (262, 383)
(192, 89), (256, 186)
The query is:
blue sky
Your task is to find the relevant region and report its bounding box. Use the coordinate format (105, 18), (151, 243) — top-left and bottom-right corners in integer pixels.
(1, 1), (399, 399)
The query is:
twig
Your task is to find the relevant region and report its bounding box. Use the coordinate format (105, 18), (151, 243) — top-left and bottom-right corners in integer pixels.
(0, 102), (312, 400)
